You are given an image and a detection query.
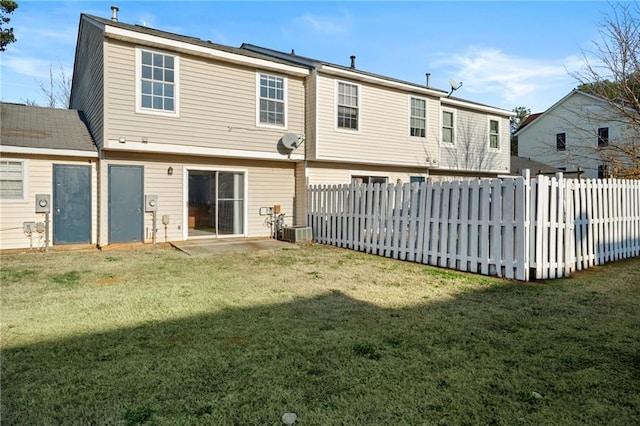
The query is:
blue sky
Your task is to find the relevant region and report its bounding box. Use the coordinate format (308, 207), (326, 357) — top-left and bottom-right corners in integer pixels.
(1, 1), (614, 113)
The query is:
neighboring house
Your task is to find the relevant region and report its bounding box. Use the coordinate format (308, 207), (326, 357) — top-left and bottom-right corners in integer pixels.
(516, 89), (635, 178)
(69, 11), (309, 246)
(0, 102), (98, 250)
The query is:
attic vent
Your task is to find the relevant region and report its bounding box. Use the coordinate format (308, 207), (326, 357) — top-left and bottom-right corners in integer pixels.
(111, 5), (119, 22)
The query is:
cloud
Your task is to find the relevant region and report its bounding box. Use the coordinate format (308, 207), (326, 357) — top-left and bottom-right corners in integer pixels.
(291, 11), (352, 35)
(433, 47), (586, 110)
(2, 57), (55, 80)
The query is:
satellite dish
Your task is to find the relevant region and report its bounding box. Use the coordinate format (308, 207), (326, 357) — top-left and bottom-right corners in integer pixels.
(448, 79), (463, 97)
(281, 133), (299, 150)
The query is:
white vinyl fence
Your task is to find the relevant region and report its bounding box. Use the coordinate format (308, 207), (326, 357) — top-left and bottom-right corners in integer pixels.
(307, 173), (640, 281)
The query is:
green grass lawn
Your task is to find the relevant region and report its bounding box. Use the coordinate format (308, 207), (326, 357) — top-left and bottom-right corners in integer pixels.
(1, 244), (639, 425)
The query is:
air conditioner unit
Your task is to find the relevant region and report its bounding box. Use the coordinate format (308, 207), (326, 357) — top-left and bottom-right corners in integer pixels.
(280, 226), (312, 243)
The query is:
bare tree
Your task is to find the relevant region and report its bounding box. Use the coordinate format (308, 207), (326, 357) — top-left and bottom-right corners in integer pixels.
(571, 2), (640, 178)
(20, 64), (72, 108)
(440, 115), (504, 176)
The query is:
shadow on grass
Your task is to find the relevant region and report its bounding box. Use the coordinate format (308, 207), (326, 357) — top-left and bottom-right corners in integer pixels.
(2, 278), (640, 425)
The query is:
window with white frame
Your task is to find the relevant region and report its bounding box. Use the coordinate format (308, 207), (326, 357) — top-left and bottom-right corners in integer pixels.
(442, 110), (454, 143)
(258, 73), (286, 127)
(410, 97), (426, 138)
(337, 82), (359, 130)
(137, 48), (178, 114)
(489, 119), (500, 149)
(0, 160), (26, 200)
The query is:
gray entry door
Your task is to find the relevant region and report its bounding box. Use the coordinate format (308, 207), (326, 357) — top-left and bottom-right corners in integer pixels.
(53, 164), (92, 244)
(108, 165), (143, 243)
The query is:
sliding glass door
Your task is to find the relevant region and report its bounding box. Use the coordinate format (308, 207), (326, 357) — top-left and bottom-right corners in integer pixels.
(188, 170), (244, 237)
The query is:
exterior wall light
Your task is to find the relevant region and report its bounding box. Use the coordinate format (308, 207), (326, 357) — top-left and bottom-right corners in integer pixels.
(167, 166), (173, 176)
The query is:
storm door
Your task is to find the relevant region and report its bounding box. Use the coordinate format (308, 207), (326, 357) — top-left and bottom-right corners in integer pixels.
(188, 170), (244, 237)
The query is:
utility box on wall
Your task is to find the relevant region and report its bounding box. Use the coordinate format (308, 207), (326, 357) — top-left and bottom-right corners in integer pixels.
(35, 194), (51, 213)
(281, 226), (312, 243)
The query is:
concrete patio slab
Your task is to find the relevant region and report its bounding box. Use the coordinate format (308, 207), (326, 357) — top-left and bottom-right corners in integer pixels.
(169, 237), (299, 257)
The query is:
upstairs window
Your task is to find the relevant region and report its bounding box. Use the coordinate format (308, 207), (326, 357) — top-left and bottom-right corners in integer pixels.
(442, 110), (455, 143)
(258, 73), (286, 127)
(556, 132), (566, 151)
(137, 48), (178, 115)
(0, 160), (27, 201)
(410, 97), (426, 138)
(337, 82), (359, 130)
(598, 127), (609, 147)
(489, 119), (500, 149)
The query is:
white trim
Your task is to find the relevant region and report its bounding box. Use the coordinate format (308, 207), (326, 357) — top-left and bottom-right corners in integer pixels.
(320, 65), (446, 98)
(182, 166), (249, 240)
(441, 107), (456, 145)
(0, 145), (98, 158)
(104, 24), (309, 77)
(408, 95), (428, 140)
(0, 158), (28, 203)
(441, 97), (515, 117)
(334, 80), (361, 133)
(487, 116), (501, 151)
(135, 47), (180, 117)
(314, 154), (437, 168)
(255, 71), (288, 130)
(104, 139), (304, 161)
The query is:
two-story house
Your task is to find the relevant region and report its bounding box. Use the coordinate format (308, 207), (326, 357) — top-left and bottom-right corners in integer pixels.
(69, 11), (310, 246)
(242, 44), (513, 185)
(2, 9), (513, 249)
(516, 89), (637, 178)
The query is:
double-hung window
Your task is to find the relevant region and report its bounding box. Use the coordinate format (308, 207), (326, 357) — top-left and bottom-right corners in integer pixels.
(442, 110), (455, 143)
(410, 97), (426, 138)
(0, 160), (27, 201)
(337, 82), (359, 130)
(489, 119), (500, 149)
(137, 48), (178, 115)
(258, 73), (286, 127)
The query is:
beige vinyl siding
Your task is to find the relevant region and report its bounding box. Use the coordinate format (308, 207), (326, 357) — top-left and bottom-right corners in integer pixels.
(314, 74), (439, 166)
(305, 71), (318, 160)
(103, 40), (305, 153)
(69, 21), (105, 148)
(0, 154), (98, 250)
(294, 161), (307, 226)
(305, 161), (428, 186)
(99, 153), (296, 244)
(438, 108), (510, 174)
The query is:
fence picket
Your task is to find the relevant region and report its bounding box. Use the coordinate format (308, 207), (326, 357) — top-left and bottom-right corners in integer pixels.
(307, 174), (640, 282)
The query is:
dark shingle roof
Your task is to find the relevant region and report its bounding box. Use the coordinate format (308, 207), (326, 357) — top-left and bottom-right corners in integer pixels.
(510, 155), (564, 176)
(241, 43), (449, 95)
(83, 14), (308, 70)
(1, 102), (97, 153)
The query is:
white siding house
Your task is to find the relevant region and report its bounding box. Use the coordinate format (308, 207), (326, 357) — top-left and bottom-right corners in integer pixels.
(516, 89), (636, 178)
